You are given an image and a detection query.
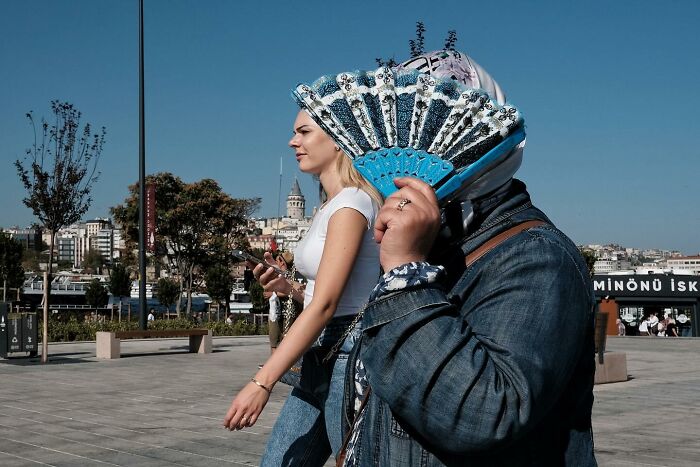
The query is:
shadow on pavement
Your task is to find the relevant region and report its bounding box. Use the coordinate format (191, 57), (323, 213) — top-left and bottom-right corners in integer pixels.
(0, 356), (92, 366)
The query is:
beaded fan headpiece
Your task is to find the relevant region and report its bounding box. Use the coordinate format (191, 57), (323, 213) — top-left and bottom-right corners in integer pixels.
(292, 58), (524, 202)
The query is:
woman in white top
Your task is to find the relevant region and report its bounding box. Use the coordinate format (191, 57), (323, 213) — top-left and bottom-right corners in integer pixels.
(223, 110), (382, 465)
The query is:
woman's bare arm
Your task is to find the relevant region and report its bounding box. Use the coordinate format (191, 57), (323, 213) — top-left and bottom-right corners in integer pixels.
(223, 207), (369, 430)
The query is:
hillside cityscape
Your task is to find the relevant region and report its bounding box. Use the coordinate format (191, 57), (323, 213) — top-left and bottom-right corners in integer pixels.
(4, 176), (699, 282)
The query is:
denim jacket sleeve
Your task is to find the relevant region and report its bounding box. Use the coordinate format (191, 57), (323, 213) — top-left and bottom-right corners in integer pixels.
(359, 229), (595, 454)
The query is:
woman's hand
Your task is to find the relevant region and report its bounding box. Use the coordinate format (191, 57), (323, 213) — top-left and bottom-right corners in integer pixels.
(251, 252), (291, 296)
(374, 177), (441, 272)
(222, 381), (271, 431)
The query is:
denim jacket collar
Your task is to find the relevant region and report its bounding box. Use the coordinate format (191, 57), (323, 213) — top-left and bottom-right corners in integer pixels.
(440, 178), (552, 258)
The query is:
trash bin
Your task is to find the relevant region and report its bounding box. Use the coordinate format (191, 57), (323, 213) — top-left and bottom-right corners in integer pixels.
(7, 312), (22, 352)
(23, 312), (38, 355)
(0, 302), (39, 358)
(0, 302), (8, 358)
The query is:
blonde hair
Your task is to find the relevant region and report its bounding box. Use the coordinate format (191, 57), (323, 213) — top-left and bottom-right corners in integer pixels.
(335, 152), (384, 207)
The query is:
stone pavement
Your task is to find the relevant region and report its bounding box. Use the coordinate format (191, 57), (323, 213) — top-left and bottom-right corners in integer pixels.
(593, 337), (700, 467)
(0, 335), (698, 466)
(0, 336), (300, 467)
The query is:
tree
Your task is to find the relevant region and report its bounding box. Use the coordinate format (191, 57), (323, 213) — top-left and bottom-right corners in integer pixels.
(85, 279), (109, 308)
(579, 249), (597, 277)
(111, 173), (259, 315)
(112, 173), (186, 312)
(164, 179), (258, 314)
(21, 250), (41, 274)
(156, 278), (179, 315)
(15, 101), (104, 362)
(108, 263), (132, 312)
(111, 172), (184, 266)
(205, 264), (234, 314)
(15, 101), (104, 279)
(21, 238), (49, 272)
(82, 249), (105, 274)
(0, 233), (25, 301)
(249, 281), (267, 313)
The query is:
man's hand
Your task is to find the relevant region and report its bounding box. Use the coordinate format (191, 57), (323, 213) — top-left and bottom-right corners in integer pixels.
(374, 177), (441, 272)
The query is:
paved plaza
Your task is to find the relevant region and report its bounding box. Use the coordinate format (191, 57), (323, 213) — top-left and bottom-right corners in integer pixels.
(1, 335), (699, 466)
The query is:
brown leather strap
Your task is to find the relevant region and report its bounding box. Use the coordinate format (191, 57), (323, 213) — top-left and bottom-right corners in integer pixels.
(465, 220), (546, 267)
(336, 388), (372, 467)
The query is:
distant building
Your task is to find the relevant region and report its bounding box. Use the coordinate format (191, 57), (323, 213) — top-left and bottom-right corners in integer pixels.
(86, 219), (110, 238)
(74, 230), (90, 268)
(57, 236), (75, 264)
(247, 234), (276, 251)
(91, 228), (114, 263)
(666, 256), (700, 275)
(53, 219), (116, 268)
(594, 273), (699, 337)
(594, 259), (632, 274)
(112, 228), (125, 261)
(287, 178), (305, 220)
(2, 226), (42, 250)
(249, 179), (313, 252)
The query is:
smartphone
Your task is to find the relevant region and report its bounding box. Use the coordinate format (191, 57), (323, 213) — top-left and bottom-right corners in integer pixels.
(232, 249), (294, 280)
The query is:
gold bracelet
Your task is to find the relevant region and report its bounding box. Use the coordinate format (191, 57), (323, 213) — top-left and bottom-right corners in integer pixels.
(251, 377), (272, 394)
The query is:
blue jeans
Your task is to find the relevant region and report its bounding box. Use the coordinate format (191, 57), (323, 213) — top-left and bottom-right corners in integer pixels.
(261, 315), (360, 467)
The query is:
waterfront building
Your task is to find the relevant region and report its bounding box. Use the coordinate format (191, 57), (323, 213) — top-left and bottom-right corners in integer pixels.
(594, 273), (699, 338)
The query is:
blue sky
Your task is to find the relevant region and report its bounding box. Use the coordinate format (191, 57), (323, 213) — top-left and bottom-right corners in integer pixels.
(1, 0), (699, 253)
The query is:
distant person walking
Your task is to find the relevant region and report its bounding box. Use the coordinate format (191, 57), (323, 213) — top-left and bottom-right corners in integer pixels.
(648, 312), (660, 336)
(664, 312), (679, 337)
(617, 318), (626, 336)
(266, 251), (297, 354)
(266, 290), (281, 352)
(639, 316), (650, 336)
(147, 309), (155, 322)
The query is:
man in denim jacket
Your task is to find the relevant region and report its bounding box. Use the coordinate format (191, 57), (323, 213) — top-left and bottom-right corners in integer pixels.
(336, 50), (597, 466)
(341, 173), (596, 466)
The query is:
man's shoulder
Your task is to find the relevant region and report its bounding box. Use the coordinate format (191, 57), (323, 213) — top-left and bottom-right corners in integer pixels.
(470, 218), (582, 266)
(459, 220), (591, 294)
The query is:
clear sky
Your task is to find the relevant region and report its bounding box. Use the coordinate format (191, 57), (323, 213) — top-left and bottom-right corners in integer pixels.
(1, 0), (699, 253)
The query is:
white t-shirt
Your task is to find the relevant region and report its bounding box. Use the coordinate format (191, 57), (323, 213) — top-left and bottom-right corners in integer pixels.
(294, 187), (380, 317)
(268, 292), (280, 322)
(639, 319), (648, 333)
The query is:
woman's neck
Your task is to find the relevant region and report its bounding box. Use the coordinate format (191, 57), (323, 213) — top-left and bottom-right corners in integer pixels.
(319, 170), (344, 201)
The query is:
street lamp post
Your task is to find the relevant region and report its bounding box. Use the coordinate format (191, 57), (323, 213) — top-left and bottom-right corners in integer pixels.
(138, 0), (147, 330)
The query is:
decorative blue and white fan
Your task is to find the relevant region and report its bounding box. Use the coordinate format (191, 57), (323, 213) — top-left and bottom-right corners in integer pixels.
(293, 67), (525, 203)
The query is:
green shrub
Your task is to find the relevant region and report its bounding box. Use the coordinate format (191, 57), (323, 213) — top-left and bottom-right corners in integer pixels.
(207, 319), (267, 336)
(38, 315), (267, 342)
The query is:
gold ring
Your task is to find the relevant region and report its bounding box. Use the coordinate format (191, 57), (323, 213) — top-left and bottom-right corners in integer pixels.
(396, 198), (411, 211)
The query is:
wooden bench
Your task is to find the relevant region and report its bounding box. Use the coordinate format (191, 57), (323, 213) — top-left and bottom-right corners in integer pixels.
(96, 329), (212, 359)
